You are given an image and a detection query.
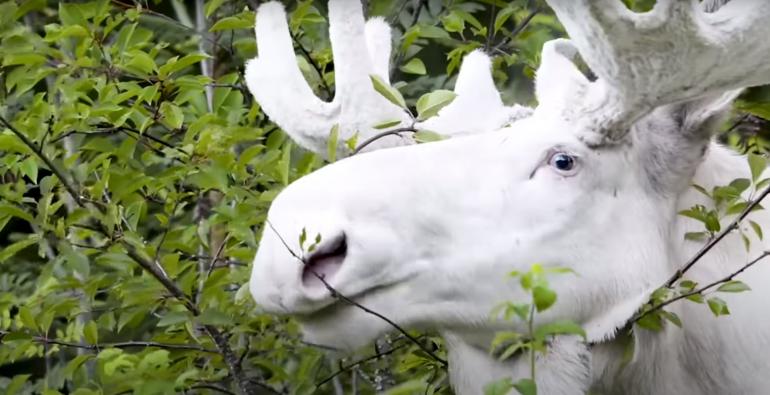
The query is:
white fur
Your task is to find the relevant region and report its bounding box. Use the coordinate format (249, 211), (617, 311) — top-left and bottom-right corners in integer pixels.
(246, 1), (770, 394)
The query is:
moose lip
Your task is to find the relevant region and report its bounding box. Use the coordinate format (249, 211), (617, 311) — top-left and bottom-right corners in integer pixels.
(301, 232), (348, 290)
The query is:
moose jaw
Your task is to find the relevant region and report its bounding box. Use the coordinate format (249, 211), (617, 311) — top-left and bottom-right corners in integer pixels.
(246, 1), (770, 394)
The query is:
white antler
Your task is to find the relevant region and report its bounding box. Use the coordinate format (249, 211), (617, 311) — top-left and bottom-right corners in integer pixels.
(245, 0), (529, 157)
(540, 0), (770, 145)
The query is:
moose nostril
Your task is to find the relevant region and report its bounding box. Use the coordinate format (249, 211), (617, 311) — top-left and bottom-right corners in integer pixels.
(302, 232), (347, 290)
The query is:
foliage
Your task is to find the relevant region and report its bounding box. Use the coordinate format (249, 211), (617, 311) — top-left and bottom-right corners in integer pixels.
(1, 0), (770, 394)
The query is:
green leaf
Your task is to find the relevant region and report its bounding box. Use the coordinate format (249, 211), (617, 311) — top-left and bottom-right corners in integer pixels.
(205, 0), (226, 17)
(534, 320), (586, 341)
(494, 6), (516, 34)
(158, 53), (210, 77)
(18, 306), (37, 331)
(370, 75), (406, 109)
(532, 285), (556, 312)
(373, 119), (402, 129)
(414, 130), (444, 143)
(400, 58), (426, 75)
(707, 297), (730, 316)
(209, 13), (255, 31)
(750, 220), (763, 240)
(0, 234), (41, 263)
(327, 124), (339, 162)
(5, 374), (31, 395)
(84, 321), (99, 344)
(512, 378), (537, 395)
(716, 280), (751, 293)
(19, 157), (38, 183)
(748, 153), (767, 183)
(484, 378), (514, 395)
(159, 102), (184, 129)
(416, 90), (457, 120)
(442, 11), (465, 33)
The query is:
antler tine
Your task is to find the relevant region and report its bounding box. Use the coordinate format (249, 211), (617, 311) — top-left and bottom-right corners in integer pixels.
(364, 17), (392, 84)
(543, 0), (770, 146)
(245, 2), (336, 153)
(417, 50), (532, 136)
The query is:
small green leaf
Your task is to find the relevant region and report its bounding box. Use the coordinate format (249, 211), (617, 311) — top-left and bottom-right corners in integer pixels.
(345, 132), (359, 152)
(414, 130), (444, 143)
(707, 297), (730, 316)
(209, 13), (255, 31)
(327, 124), (339, 162)
(416, 90), (457, 120)
(494, 6), (516, 34)
(748, 153), (767, 183)
(484, 378), (514, 395)
(716, 280), (751, 293)
(750, 220), (763, 240)
(532, 285), (556, 312)
(373, 119), (402, 129)
(370, 75), (406, 109)
(534, 320), (586, 341)
(400, 58), (426, 75)
(84, 321), (99, 344)
(19, 157), (38, 183)
(159, 102), (184, 129)
(512, 378), (537, 395)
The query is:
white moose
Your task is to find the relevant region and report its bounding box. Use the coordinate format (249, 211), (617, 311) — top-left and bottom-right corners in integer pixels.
(246, 0), (770, 394)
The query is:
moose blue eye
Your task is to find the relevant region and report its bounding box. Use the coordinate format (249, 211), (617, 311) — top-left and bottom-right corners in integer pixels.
(548, 152), (576, 172)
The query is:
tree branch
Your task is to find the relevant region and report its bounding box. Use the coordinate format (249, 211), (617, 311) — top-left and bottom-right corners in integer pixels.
(664, 183), (770, 288)
(634, 250), (770, 323)
(351, 127), (417, 155)
(0, 115), (82, 205)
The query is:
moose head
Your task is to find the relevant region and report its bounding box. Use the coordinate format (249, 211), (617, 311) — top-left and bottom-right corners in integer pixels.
(246, 1), (770, 393)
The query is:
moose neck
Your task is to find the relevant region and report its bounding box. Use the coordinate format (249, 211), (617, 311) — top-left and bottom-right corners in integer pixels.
(442, 330), (595, 395)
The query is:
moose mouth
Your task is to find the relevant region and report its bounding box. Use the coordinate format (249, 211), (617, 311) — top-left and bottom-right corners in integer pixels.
(301, 232), (348, 290)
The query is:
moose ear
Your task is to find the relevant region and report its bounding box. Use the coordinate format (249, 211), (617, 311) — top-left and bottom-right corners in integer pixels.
(633, 90), (742, 194)
(534, 39), (590, 114)
(677, 90), (743, 138)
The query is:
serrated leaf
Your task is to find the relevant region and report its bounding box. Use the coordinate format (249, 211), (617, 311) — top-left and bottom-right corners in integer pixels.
(370, 75), (406, 109)
(494, 6), (516, 34)
(416, 90), (457, 120)
(750, 220), (763, 240)
(400, 57), (426, 75)
(716, 280), (751, 293)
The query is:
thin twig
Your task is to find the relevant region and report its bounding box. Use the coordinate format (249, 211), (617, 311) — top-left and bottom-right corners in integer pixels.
(352, 127), (417, 155)
(291, 32), (333, 101)
(664, 183), (770, 287)
(0, 115), (82, 205)
(316, 338), (412, 387)
(634, 250), (770, 322)
(0, 332), (217, 353)
(491, 8), (540, 54)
